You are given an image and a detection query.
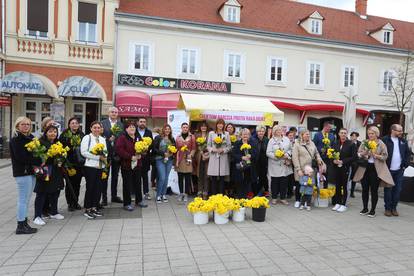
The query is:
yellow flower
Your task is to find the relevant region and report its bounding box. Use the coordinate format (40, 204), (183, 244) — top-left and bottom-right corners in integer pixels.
(187, 197), (215, 213)
(134, 141), (149, 154)
(47, 142), (69, 159)
(110, 124), (122, 136)
(168, 145), (177, 154)
(180, 145), (188, 152)
(196, 137), (206, 145)
(67, 168), (77, 176)
(368, 140), (377, 151)
(213, 136), (223, 146)
(230, 135), (237, 143)
(245, 196), (270, 208)
(275, 149), (284, 158)
(101, 172), (108, 179)
(307, 178), (313, 185)
(322, 138), (330, 145)
(240, 143), (251, 151)
(142, 137), (153, 146)
(91, 143), (106, 155)
(318, 187), (336, 199)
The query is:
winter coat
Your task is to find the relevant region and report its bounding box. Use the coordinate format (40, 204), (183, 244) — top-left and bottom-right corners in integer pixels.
(10, 132), (42, 177)
(207, 131), (231, 176)
(266, 136), (293, 177)
(175, 133), (196, 173)
(292, 140), (323, 181)
(115, 133), (142, 170)
(59, 129), (85, 168)
(232, 138), (258, 184)
(152, 135), (176, 161)
(193, 133), (209, 177)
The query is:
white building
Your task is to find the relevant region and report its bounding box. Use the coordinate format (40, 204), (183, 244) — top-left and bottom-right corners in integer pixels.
(114, 0), (412, 136)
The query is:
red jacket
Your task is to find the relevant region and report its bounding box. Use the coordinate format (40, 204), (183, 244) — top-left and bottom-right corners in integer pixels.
(115, 134), (142, 170)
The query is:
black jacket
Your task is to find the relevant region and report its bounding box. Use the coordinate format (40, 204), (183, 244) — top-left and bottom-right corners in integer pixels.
(382, 135), (411, 170)
(59, 129), (85, 167)
(136, 128), (153, 171)
(10, 132), (42, 177)
(101, 118), (124, 159)
(152, 135), (176, 160)
(331, 139), (357, 170)
(254, 136), (269, 169)
(232, 138), (258, 184)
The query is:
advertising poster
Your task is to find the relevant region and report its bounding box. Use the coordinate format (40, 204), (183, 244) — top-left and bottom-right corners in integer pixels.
(50, 102), (65, 133)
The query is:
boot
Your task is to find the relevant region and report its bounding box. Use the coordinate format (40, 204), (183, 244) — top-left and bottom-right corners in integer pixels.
(16, 220), (37, 235)
(23, 218), (38, 233)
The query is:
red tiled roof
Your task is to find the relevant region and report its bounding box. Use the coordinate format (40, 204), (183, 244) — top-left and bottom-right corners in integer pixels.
(118, 0), (414, 50)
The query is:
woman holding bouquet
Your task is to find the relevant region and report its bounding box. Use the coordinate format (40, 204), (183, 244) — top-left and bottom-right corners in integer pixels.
(10, 116), (42, 234)
(353, 126), (394, 218)
(59, 117), (85, 212)
(33, 125), (65, 226)
(330, 128), (357, 213)
(194, 122), (210, 199)
(232, 128), (258, 198)
(81, 121), (107, 219)
(266, 126), (292, 205)
(116, 121), (148, 211)
(207, 119), (231, 195)
(153, 124), (176, 203)
(175, 123), (196, 202)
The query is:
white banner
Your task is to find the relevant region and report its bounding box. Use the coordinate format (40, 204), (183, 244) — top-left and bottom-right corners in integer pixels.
(189, 110), (275, 126)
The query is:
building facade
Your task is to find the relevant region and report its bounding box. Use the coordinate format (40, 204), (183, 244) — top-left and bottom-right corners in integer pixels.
(2, 0), (118, 138)
(114, 0), (412, 136)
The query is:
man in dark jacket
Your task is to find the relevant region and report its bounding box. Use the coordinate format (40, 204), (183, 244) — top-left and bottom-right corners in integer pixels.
(382, 124), (411, 217)
(349, 131), (361, 197)
(313, 121), (335, 188)
(136, 118), (153, 200)
(253, 126), (269, 196)
(101, 107), (124, 204)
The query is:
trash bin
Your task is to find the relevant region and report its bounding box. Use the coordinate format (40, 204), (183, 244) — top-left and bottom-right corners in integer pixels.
(400, 177), (414, 202)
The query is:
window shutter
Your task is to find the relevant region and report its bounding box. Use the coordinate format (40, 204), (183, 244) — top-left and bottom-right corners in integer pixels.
(78, 2), (97, 24)
(27, 0), (49, 32)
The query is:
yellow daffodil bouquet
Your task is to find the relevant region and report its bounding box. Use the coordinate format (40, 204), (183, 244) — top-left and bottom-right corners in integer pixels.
(25, 137), (47, 163)
(326, 148), (340, 160)
(90, 143), (109, 178)
(67, 168), (77, 176)
(163, 144), (177, 163)
(110, 124), (123, 137)
(213, 136), (224, 148)
(230, 135), (237, 144)
(245, 196), (270, 209)
(63, 131), (81, 148)
(46, 142), (70, 167)
(134, 141), (149, 155)
(317, 187), (336, 199)
(187, 197), (214, 214)
(240, 143), (252, 164)
(180, 145), (192, 164)
(208, 194), (235, 215)
(232, 198), (248, 211)
(142, 137), (153, 147)
(322, 133), (331, 152)
(363, 140), (377, 153)
(196, 137), (207, 152)
(275, 149), (285, 158)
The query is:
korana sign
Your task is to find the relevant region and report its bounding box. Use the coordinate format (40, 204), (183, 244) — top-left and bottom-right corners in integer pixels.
(118, 74), (231, 93)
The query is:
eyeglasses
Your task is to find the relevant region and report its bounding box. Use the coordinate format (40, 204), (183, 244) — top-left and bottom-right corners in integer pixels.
(20, 123), (31, 126)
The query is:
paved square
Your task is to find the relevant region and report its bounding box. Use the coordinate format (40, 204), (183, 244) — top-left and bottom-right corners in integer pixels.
(1, 164), (414, 275)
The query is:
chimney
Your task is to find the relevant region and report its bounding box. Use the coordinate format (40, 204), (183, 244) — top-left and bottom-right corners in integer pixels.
(355, 0), (368, 19)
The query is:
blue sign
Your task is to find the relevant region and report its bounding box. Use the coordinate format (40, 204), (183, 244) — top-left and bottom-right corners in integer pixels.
(58, 76), (102, 98)
(0, 71), (46, 94)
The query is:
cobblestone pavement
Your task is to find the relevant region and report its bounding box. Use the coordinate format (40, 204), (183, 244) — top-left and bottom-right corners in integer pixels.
(0, 164), (414, 276)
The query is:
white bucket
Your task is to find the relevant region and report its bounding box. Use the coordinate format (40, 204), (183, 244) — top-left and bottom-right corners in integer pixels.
(232, 207), (246, 222)
(214, 211), (230, 224)
(314, 198), (329, 207)
(193, 212), (209, 225)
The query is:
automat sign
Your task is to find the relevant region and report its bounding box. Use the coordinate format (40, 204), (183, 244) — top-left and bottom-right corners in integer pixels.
(118, 74), (231, 93)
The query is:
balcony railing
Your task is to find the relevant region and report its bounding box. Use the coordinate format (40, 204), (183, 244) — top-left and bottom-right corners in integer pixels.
(68, 44), (103, 60)
(17, 38), (55, 55)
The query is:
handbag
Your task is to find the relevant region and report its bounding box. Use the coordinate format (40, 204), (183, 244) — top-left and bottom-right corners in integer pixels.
(302, 145), (318, 169)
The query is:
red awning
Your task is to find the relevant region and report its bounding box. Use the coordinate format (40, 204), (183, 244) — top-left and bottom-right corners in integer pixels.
(115, 90), (150, 117)
(272, 101), (305, 111)
(151, 93), (180, 118)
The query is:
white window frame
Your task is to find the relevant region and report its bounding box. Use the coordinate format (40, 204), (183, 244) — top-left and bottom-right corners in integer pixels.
(129, 41), (154, 75)
(223, 50), (245, 83)
(266, 56), (287, 86)
(383, 31), (391, 44)
(310, 19), (322, 35)
(25, 0), (50, 40)
(381, 69), (394, 94)
(341, 65), (358, 90)
(226, 6), (239, 23)
(177, 47), (200, 78)
(77, 21), (98, 44)
(305, 61), (324, 90)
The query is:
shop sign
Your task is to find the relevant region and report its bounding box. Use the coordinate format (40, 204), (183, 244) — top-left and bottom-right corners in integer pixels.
(0, 96), (12, 106)
(58, 76), (103, 98)
(189, 110), (275, 126)
(118, 74), (231, 93)
(0, 71), (46, 95)
(117, 105), (150, 115)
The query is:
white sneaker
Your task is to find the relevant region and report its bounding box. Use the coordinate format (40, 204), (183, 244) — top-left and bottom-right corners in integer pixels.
(332, 204), (341, 211)
(294, 201), (300, 208)
(50, 214), (64, 220)
(162, 195), (168, 203)
(337, 205), (347, 213)
(33, 217), (46, 226)
(299, 205), (304, 210)
(306, 206), (311, 211)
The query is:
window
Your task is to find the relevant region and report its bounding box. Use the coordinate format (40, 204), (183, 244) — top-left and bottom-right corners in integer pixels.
(383, 70), (393, 92)
(179, 48), (198, 75)
(384, 31), (391, 44)
(306, 61), (324, 89)
(311, 19), (321, 34)
(342, 66), (357, 88)
(129, 42), (153, 73)
(266, 57), (287, 85)
(227, 6), (238, 22)
(27, 0), (48, 38)
(224, 52), (244, 81)
(134, 45), (150, 71)
(78, 2), (97, 43)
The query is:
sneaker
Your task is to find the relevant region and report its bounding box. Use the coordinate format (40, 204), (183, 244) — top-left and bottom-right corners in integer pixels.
(306, 206), (311, 211)
(84, 211), (96, 219)
(294, 201), (300, 208)
(50, 214), (64, 220)
(33, 217), (46, 226)
(156, 196), (162, 203)
(299, 205), (304, 210)
(144, 193), (152, 200)
(384, 210), (392, 217)
(271, 199), (277, 205)
(124, 205), (134, 211)
(183, 194), (188, 202)
(92, 209), (103, 217)
(280, 200), (289, 205)
(162, 195), (168, 203)
(136, 201), (148, 208)
(332, 204), (341, 211)
(359, 208), (369, 215)
(177, 194), (183, 202)
(337, 205), (347, 213)
(367, 210), (376, 218)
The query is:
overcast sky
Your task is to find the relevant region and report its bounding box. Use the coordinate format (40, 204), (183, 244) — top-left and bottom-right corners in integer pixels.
(296, 0), (414, 22)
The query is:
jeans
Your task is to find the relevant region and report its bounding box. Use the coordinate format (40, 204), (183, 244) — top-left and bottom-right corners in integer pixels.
(384, 169), (404, 211)
(15, 175), (36, 222)
(35, 191), (60, 218)
(156, 159), (173, 198)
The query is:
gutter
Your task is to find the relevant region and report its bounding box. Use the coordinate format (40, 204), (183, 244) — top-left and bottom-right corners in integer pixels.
(114, 12), (409, 55)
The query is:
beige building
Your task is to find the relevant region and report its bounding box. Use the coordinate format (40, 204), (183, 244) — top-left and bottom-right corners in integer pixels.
(114, 0), (412, 136)
(2, 0), (118, 139)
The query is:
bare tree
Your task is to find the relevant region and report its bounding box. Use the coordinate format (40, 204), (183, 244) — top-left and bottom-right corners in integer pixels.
(386, 50), (414, 126)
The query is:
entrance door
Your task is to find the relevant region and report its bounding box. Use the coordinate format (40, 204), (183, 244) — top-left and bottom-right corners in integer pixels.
(72, 100), (100, 134)
(25, 98), (51, 136)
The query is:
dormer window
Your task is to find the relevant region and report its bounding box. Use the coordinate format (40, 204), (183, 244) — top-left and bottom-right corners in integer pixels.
(368, 22), (395, 45)
(298, 11), (324, 35)
(219, 0), (242, 24)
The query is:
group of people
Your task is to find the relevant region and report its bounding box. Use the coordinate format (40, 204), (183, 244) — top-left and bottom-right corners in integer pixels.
(10, 106), (411, 235)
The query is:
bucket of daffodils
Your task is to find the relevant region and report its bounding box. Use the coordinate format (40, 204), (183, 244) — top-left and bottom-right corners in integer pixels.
(209, 194), (234, 224)
(313, 186), (336, 207)
(232, 199), (248, 222)
(187, 197), (214, 225)
(245, 196), (270, 222)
